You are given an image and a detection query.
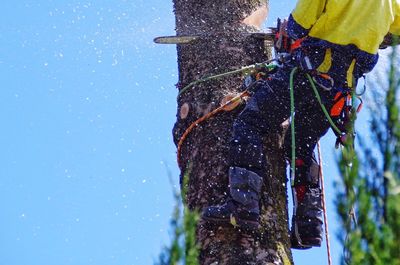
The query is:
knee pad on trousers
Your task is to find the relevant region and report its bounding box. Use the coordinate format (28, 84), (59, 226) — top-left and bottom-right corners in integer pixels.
(229, 167), (262, 209)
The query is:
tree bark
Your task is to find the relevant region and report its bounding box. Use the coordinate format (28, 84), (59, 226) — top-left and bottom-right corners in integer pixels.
(172, 0), (293, 264)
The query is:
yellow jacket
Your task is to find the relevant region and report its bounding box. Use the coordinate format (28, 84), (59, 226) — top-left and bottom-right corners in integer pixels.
(291, 0), (400, 54)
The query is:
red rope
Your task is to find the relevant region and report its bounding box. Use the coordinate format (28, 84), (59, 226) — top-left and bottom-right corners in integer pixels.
(317, 142), (332, 265)
(177, 91), (250, 168)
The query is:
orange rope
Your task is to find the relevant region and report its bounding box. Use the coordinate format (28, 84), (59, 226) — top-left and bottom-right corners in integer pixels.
(177, 91), (250, 168)
(317, 142), (332, 265)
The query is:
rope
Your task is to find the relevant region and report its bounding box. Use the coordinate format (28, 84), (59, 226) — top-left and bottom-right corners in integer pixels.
(305, 73), (342, 136)
(317, 142), (332, 265)
(307, 71), (362, 265)
(289, 67), (298, 187)
(289, 68), (345, 184)
(178, 68), (250, 97)
(289, 68), (333, 263)
(176, 60), (276, 168)
(174, 52), (363, 265)
(177, 64), (350, 265)
(177, 91), (250, 168)
(177, 60), (276, 97)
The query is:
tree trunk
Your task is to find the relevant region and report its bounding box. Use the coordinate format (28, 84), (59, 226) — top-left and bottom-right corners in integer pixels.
(172, 0), (293, 264)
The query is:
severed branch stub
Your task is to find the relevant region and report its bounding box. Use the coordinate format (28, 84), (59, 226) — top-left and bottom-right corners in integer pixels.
(180, 103), (190, 119)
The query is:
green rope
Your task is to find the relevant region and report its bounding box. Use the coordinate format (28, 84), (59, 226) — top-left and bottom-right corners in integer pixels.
(289, 69), (345, 186)
(306, 73), (342, 135)
(178, 63), (343, 189)
(177, 62), (276, 98)
(178, 68), (245, 97)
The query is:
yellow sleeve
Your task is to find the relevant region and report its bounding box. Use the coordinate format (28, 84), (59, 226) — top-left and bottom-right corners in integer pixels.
(389, 3), (400, 35)
(291, 0), (327, 30)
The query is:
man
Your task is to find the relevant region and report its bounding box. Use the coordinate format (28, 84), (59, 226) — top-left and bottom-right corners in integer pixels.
(202, 0), (400, 249)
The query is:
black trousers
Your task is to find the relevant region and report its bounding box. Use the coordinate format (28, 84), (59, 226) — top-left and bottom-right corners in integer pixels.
(229, 62), (338, 178)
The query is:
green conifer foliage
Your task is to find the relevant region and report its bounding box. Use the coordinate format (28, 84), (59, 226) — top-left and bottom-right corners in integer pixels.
(336, 42), (400, 265)
(156, 170), (200, 265)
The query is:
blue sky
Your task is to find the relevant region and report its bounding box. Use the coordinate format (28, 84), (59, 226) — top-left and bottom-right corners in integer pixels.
(0, 1), (387, 265)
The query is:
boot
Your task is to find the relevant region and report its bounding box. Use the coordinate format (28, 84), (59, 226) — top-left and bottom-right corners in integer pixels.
(291, 185), (324, 249)
(290, 159), (324, 249)
(202, 166), (262, 231)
